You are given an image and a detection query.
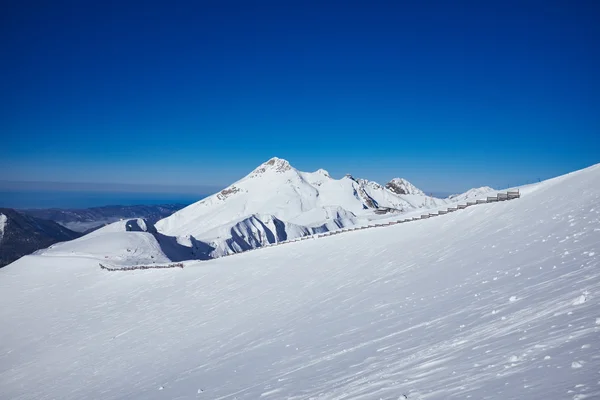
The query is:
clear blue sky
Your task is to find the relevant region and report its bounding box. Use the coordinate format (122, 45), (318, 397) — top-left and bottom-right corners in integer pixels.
(2, 0), (599, 193)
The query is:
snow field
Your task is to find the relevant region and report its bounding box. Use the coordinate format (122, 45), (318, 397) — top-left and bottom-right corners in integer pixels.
(0, 164), (598, 399)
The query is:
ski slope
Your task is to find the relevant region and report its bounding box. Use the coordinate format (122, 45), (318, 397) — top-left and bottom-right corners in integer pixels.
(0, 164), (599, 400)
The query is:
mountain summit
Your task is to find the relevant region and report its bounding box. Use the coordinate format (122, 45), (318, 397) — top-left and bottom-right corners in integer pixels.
(251, 157), (293, 176)
(385, 178), (426, 196)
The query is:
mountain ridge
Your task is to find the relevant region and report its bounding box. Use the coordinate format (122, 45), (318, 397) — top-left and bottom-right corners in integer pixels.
(155, 157), (447, 256)
(0, 208), (82, 267)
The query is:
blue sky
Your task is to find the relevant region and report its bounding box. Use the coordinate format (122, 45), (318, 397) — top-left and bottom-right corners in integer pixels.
(2, 0), (599, 194)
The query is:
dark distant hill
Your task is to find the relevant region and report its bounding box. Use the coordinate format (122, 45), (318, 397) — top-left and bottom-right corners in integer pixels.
(21, 204), (186, 232)
(0, 208), (82, 267)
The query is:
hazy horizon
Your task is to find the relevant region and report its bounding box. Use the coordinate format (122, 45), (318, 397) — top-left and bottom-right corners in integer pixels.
(0, 176), (457, 209)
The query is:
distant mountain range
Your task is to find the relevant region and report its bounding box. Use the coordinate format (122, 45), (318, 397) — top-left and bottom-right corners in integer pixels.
(0, 208), (82, 267)
(21, 204), (186, 232)
(0, 204), (186, 267)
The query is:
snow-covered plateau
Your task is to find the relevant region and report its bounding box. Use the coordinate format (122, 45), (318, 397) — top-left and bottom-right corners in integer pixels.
(0, 162), (599, 399)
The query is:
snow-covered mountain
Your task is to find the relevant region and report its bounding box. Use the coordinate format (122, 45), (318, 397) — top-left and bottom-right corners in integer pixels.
(41, 218), (209, 264)
(1, 163), (598, 399)
(386, 177), (426, 195)
(0, 208), (82, 267)
(448, 186), (495, 202)
(155, 157), (446, 256)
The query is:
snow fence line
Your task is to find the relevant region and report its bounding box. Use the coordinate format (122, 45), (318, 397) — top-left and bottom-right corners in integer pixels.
(253, 189), (520, 247)
(100, 189), (521, 271)
(99, 263), (184, 271)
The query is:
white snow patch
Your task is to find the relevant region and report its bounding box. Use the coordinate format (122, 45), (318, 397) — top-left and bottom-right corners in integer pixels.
(0, 213), (6, 243)
(571, 361), (584, 369)
(572, 294), (588, 306)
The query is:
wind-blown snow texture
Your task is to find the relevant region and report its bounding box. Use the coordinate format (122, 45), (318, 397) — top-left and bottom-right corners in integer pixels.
(1, 163), (599, 399)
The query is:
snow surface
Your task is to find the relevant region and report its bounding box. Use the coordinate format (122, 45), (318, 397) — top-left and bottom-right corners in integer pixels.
(1, 163), (599, 399)
(0, 213), (6, 243)
(39, 218), (198, 266)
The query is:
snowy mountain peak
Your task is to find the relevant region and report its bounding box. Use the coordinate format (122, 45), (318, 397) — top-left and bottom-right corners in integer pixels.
(385, 178), (425, 196)
(314, 168), (330, 178)
(252, 157), (293, 176)
(448, 186), (495, 201)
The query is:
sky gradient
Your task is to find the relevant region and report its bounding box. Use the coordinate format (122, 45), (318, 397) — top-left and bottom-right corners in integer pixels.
(2, 0), (599, 194)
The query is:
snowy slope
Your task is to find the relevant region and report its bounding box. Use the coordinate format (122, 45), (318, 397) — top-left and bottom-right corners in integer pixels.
(1, 163), (599, 399)
(40, 218), (198, 266)
(156, 158), (445, 253)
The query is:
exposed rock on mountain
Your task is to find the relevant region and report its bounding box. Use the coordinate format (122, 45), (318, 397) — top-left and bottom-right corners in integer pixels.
(0, 208), (81, 267)
(386, 178), (426, 196)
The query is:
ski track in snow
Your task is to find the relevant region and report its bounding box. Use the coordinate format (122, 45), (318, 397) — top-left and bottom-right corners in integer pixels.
(0, 164), (599, 399)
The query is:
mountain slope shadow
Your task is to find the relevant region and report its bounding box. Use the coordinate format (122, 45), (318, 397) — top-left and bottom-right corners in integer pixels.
(153, 232), (214, 261)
